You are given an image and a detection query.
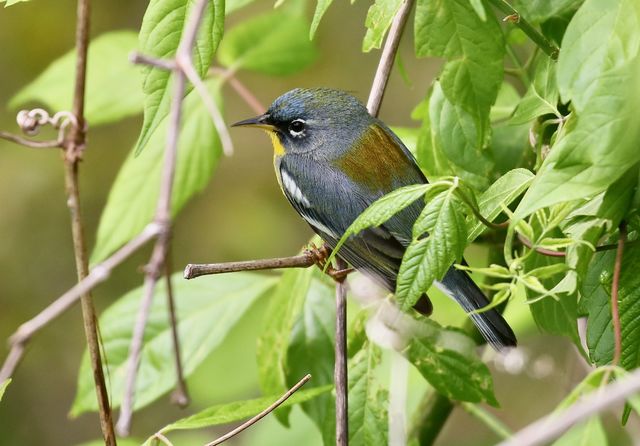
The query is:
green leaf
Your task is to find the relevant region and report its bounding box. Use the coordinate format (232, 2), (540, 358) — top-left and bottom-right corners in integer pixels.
(509, 56), (560, 124)
(525, 254), (580, 346)
(396, 187), (468, 309)
(362, 0), (403, 52)
(406, 335), (497, 405)
(427, 82), (494, 190)
(328, 184), (430, 266)
(135, 0), (225, 154)
(512, 0), (583, 24)
(1, 0), (29, 6)
(514, 0), (640, 219)
(10, 31), (144, 125)
(468, 0), (486, 21)
(90, 80), (223, 263)
(490, 82), (520, 122)
(348, 343), (388, 446)
(148, 384), (332, 442)
(226, 0), (255, 13)
(310, 0), (334, 38)
(415, 0), (505, 144)
(218, 10), (317, 75)
(286, 278), (336, 438)
(71, 272), (275, 416)
(582, 250), (615, 366)
(0, 379), (10, 402)
(256, 267), (314, 425)
(552, 417), (608, 446)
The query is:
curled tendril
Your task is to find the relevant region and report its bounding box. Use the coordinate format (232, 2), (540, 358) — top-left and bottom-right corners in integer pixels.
(14, 109), (80, 149)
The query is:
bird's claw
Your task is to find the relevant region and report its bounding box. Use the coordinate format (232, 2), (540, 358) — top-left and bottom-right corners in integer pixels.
(303, 243), (354, 282)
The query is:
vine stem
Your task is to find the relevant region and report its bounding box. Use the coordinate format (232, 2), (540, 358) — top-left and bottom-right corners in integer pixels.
(116, 0), (212, 435)
(204, 374), (311, 446)
(334, 257), (349, 446)
(487, 0), (559, 60)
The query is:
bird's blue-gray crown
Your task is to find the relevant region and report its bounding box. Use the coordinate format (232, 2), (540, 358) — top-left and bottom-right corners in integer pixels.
(265, 88), (374, 155)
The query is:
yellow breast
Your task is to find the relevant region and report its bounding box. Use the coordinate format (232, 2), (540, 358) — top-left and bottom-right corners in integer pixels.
(268, 130), (285, 156)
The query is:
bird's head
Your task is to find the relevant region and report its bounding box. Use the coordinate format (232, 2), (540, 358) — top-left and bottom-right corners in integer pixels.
(232, 88), (372, 157)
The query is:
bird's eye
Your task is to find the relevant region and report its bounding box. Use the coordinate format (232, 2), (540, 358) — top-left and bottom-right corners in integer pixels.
(288, 119), (306, 136)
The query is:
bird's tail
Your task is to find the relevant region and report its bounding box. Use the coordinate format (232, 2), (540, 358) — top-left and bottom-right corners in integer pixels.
(437, 267), (517, 351)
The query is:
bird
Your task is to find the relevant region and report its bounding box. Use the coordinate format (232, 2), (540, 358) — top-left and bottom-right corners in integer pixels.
(233, 88), (516, 350)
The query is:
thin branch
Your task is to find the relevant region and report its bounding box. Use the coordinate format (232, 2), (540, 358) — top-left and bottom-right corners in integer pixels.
(487, 0), (559, 60)
(0, 130), (62, 149)
(184, 252), (316, 279)
(499, 366), (640, 446)
(116, 0), (212, 435)
(181, 61), (233, 156)
(460, 402), (512, 440)
(366, 0), (415, 117)
(63, 0), (118, 442)
(165, 252), (189, 407)
(0, 224), (160, 382)
(209, 67), (266, 115)
(334, 257), (349, 446)
(129, 52), (176, 71)
(455, 188), (509, 230)
(204, 374), (312, 446)
(517, 234), (566, 257)
(610, 222), (626, 366)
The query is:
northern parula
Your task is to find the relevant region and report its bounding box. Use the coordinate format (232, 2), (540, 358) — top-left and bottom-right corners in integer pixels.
(233, 88), (516, 350)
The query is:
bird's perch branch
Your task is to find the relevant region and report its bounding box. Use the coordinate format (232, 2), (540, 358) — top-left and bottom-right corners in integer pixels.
(184, 252), (316, 279)
(203, 374), (312, 446)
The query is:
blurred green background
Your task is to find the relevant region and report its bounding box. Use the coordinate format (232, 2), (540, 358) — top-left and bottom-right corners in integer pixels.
(0, 1), (637, 445)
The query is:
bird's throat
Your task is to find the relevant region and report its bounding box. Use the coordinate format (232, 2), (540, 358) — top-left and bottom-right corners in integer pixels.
(267, 130), (286, 157)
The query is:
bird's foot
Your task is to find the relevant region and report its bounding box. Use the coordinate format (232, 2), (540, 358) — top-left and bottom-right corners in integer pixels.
(304, 243), (354, 282)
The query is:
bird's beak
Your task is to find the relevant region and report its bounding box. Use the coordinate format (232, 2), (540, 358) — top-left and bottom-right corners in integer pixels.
(231, 113), (275, 131)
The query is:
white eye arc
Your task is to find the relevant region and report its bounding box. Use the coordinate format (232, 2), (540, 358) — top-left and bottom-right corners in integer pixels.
(288, 119), (306, 137)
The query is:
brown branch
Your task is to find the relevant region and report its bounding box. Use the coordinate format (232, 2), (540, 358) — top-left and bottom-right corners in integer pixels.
(334, 257), (349, 446)
(366, 0), (415, 117)
(209, 67), (266, 115)
(116, 0), (212, 435)
(611, 222), (626, 366)
(184, 252), (316, 279)
(0, 224), (160, 382)
(129, 52), (176, 71)
(165, 253), (189, 407)
(204, 374), (312, 446)
(60, 0), (118, 443)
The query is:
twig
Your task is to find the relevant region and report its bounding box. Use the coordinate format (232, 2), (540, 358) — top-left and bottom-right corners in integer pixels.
(517, 234), (566, 257)
(165, 253), (189, 407)
(366, 0), (414, 117)
(499, 365), (640, 446)
(460, 402), (512, 440)
(204, 374), (312, 446)
(116, 0), (212, 435)
(181, 61), (234, 156)
(209, 67), (266, 115)
(61, 0), (118, 443)
(184, 252), (316, 279)
(0, 131), (61, 149)
(455, 188), (509, 230)
(611, 222), (626, 366)
(334, 257), (349, 446)
(129, 52), (176, 71)
(487, 0), (559, 60)
(0, 224), (160, 382)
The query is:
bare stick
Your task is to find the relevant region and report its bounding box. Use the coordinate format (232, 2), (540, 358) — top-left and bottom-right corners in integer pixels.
(209, 67), (266, 115)
(366, 0), (414, 117)
(0, 131), (61, 149)
(204, 374), (312, 446)
(0, 224), (160, 382)
(165, 252), (189, 407)
(335, 257), (349, 446)
(116, 0), (212, 435)
(129, 52), (176, 71)
(184, 252), (316, 279)
(499, 366), (640, 446)
(60, 0), (119, 443)
(181, 61), (234, 156)
(611, 222), (626, 366)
